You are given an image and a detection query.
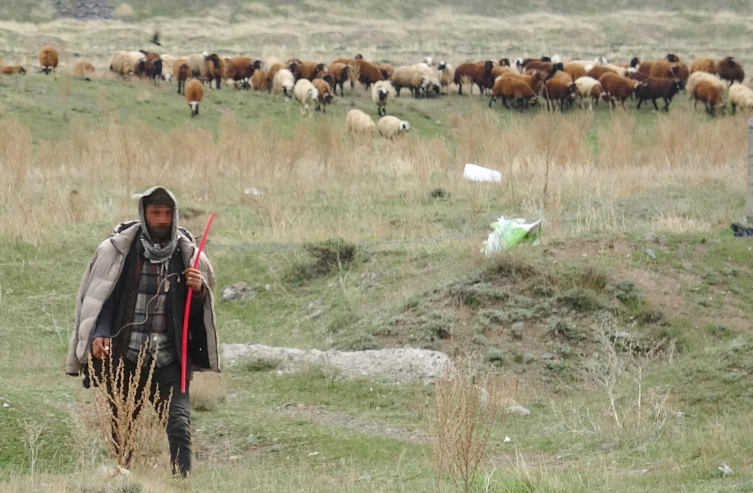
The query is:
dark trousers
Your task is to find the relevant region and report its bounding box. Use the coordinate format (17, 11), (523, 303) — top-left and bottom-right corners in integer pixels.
(110, 359), (192, 476)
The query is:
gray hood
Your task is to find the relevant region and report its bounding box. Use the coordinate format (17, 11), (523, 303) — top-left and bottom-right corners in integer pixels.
(137, 186), (179, 263)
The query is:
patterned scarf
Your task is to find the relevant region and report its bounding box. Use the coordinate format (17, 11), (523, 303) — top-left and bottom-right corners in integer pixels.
(138, 186), (179, 264)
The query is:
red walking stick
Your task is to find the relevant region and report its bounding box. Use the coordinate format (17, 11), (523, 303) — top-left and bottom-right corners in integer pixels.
(181, 212), (216, 393)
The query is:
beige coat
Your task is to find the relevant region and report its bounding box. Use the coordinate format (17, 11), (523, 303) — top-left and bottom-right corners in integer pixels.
(65, 222), (219, 376)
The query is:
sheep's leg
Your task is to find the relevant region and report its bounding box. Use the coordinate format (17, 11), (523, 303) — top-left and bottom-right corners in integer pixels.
(652, 98), (660, 111)
(502, 96), (510, 110)
(662, 98), (670, 111)
(732, 103), (737, 115)
(489, 96), (495, 108)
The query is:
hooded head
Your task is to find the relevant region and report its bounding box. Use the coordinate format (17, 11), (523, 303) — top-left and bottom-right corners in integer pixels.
(138, 186), (179, 263)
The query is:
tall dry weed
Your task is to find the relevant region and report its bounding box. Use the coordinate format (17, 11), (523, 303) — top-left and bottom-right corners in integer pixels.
(598, 109), (634, 168)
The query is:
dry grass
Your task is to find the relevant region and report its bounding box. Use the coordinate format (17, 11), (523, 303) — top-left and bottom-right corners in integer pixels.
(0, 107), (746, 245)
(189, 372), (227, 412)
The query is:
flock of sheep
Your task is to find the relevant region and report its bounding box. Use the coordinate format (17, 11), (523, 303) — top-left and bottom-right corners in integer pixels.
(3, 47), (753, 135)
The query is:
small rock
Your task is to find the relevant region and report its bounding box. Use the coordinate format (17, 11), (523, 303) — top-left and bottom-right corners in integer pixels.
(643, 232), (660, 244)
(541, 352), (555, 360)
(2, 403), (8, 408)
(264, 283), (271, 291)
(646, 248), (656, 260)
(270, 444), (284, 453)
(244, 187), (263, 196)
(503, 436), (511, 443)
(308, 451), (319, 456)
(221, 282), (256, 303)
(229, 455), (238, 461)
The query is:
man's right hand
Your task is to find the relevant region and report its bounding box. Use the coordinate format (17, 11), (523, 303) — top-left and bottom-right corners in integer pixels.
(92, 337), (111, 360)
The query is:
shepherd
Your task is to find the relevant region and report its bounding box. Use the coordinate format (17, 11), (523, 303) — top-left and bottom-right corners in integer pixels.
(64, 186), (219, 477)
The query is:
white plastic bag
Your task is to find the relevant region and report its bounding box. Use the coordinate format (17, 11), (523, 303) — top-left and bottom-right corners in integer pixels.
(482, 216), (542, 256)
(463, 163), (502, 183)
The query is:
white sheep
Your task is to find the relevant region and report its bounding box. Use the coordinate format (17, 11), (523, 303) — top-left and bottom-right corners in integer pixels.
(127, 51), (146, 68)
(729, 82), (753, 114)
(422, 56), (436, 68)
(437, 61), (455, 94)
(110, 51), (136, 77)
(272, 68), (295, 97)
(377, 115), (410, 139)
(686, 71), (725, 95)
(392, 64), (440, 98)
(372, 80), (396, 116)
(574, 76), (609, 110)
(160, 54), (175, 82)
(185, 53), (206, 79)
(346, 109), (376, 135)
(293, 78), (319, 117)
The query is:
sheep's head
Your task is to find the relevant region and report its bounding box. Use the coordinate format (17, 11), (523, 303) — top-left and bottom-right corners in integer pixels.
(515, 58), (523, 69)
(189, 101), (199, 117)
(310, 88), (319, 100)
(484, 61), (494, 74)
(355, 54), (363, 60)
(253, 59), (262, 70)
(673, 79), (685, 91)
(666, 53), (678, 63)
(379, 68), (390, 79)
(551, 54), (562, 64)
(283, 85), (293, 98)
(19, 67), (26, 75)
(630, 57), (640, 67)
(438, 62), (447, 71)
(399, 121), (410, 132)
(378, 87), (389, 101)
(499, 58), (510, 67)
(528, 96), (538, 107)
(541, 56), (552, 62)
(600, 92), (613, 104)
(322, 90), (332, 103)
(322, 74), (335, 87)
(315, 63), (326, 73)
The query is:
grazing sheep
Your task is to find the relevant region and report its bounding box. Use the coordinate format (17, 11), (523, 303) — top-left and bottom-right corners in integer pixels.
(377, 115), (410, 139)
(251, 69), (268, 91)
(489, 77), (538, 111)
(378, 63), (394, 80)
(649, 59), (685, 80)
(186, 53), (208, 80)
(288, 59), (322, 81)
(635, 77), (685, 111)
(204, 54), (225, 89)
(185, 79), (203, 118)
(692, 80), (724, 116)
(437, 61), (454, 94)
(599, 72), (643, 107)
(543, 71), (577, 111)
(345, 109), (376, 135)
(353, 59), (385, 89)
(160, 54), (175, 81)
(574, 76), (611, 110)
(686, 71), (725, 95)
(323, 62), (349, 96)
(564, 63), (587, 80)
(127, 51), (146, 69)
(134, 51), (162, 84)
(729, 83), (753, 114)
(110, 51), (136, 77)
(273, 68), (295, 97)
(690, 57), (717, 75)
(173, 59), (190, 94)
(491, 70), (545, 106)
(225, 56), (261, 89)
(73, 61), (95, 79)
(371, 80), (396, 116)
(39, 46), (58, 75)
(293, 79), (319, 117)
(454, 61), (494, 95)
(391, 64), (425, 97)
(312, 78), (333, 112)
(266, 59), (284, 90)
(525, 60), (560, 79)
(1, 65), (26, 75)
(718, 56), (745, 86)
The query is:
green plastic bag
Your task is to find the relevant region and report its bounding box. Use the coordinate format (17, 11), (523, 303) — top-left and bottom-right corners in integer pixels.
(482, 216), (542, 256)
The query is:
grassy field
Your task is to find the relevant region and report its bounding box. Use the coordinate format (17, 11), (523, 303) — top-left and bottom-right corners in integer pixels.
(2, 4), (753, 490)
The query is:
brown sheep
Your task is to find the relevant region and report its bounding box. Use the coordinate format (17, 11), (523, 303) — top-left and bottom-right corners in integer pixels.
(378, 63), (394, 80)
(491, 65), (514, 80)
(692, 80), (724, 116)
(564, 63), (587, 80)
(73, 61), (95, 79)
(634, 77), (685, 111)
(586, 65), (617, 80)
(543, 71), (577, 111)
(353, 59), (384, 89)
(489, 71), (544, 108)
(638, 61), (653, 75)
(39, 46), (58, 75)
(649, 59), (688, 80)
(454, 61), (494, 95)
(599, 72), (642, 107)
(225, 56), (261, 89)
(717, 56), (745, 86)
(173, 59), (190, 94)
(1, 65), (26, 75)
(185, 79), (204, 118)
(134, 51), (162, 84)
(312, 78), (333, 112)
(320, 62), (349, 96)
(288, 60), (322, 81)
(204, 54), (225, 89)
(266, 61), (284, 90)
(525, 60), (558, 79)
(690, 57), (717, 75)
(251, 69), (268, 91)
(489, 79), (537, 111)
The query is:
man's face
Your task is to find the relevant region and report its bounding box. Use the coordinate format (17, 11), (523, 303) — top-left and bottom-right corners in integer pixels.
(145, 204), (173, 241)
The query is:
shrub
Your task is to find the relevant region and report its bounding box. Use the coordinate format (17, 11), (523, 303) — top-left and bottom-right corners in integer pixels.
(335, 332), (381, 351)
(558, 288), (600, 313)
(304, 238), (357, 274)
(545, 316), (581, 341)
(608, 280), (641, 306)
(487, 347), (506, 366)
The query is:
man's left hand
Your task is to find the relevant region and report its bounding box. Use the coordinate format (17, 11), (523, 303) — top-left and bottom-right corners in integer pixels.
(182, 267), (204, 293)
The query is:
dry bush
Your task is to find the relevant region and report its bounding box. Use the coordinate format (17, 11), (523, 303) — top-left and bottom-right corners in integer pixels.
(190, 372), (227, 412)
(86, 349), (171, 469)
(428, 359), (511, 492)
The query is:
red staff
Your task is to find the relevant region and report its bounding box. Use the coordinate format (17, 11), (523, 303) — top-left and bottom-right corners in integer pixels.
(181, 212), (216, 393)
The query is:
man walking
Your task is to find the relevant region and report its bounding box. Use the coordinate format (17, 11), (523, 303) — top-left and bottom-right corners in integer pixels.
(65, 186), (219, 477)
